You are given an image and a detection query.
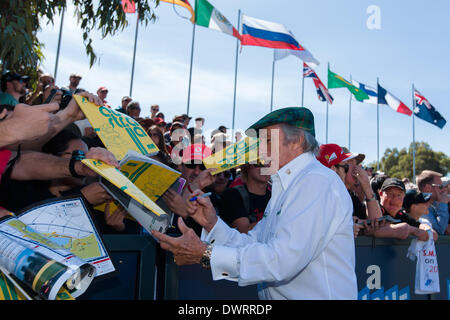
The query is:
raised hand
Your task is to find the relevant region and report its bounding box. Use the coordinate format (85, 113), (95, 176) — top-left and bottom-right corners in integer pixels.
(185, 189), (218, 232)
(152, 217), (207, 266)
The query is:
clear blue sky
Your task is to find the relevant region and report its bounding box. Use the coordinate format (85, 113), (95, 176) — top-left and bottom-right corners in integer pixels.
(37, 0), (450, 166)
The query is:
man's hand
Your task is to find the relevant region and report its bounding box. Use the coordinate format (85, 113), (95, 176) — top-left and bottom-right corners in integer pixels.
(436, 187), (450, 204)
(185, 189), (218, 232)
(80, 182), (112, 206)
(152, 217), (207, 266)
(1, 103), (59, 147)
(42, 85), (62, 105)
(75, 147), (120, 177)
(162, 189), (189, 218)
(63, 91), (103, 122)
(0, 208), (12, 219)
(352, 165), (373, 198)
(104, 202), (127, 232)
(189, 168), (217, 190)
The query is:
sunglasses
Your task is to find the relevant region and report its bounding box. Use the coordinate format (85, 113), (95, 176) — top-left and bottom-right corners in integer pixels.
(335, 163), (349, 173)
(431, 184), (445, 190)
(183, 163), (206, 170)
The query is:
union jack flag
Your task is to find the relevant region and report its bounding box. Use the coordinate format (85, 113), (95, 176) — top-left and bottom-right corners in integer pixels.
(303, 63), (333, 104)
(413, 89), (446, 129)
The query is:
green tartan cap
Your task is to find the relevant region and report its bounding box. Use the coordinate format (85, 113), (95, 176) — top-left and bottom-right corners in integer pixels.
(245, 107), (315, 137)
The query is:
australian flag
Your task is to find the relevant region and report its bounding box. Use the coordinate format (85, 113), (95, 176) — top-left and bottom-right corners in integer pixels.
(303, 63), (333, 104)
(414, 89), (446, 129)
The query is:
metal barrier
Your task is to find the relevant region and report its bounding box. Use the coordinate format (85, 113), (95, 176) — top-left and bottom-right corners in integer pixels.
(80, 234), (450, 300)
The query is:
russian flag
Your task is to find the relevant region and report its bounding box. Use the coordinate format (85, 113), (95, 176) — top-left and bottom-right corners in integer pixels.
(241, 14), (303, 51)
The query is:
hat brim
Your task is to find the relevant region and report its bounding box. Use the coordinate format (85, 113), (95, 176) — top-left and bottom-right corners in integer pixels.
(342, 152), (365, 164)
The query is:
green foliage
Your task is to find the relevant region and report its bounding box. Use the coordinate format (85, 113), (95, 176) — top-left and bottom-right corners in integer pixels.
(379, 142), (450, 180)
(0, 0), (158, 76)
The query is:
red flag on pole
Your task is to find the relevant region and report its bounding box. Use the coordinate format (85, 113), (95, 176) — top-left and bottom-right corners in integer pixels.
(121, 0), (136, 13)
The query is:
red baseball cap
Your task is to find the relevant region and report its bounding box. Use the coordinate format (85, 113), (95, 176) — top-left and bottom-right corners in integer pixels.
(154, 117), (166, 125)
(317, 144), (360, 168)
(182, 144), (212, 164)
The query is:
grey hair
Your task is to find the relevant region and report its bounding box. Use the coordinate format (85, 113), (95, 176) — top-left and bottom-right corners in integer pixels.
(280, 123), (319, 156)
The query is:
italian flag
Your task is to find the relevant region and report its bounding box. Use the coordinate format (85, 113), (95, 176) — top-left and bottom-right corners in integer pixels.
(195, 0), (241, 40)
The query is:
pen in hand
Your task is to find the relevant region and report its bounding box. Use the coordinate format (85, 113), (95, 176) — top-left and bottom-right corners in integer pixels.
(189, 192), (212, 202)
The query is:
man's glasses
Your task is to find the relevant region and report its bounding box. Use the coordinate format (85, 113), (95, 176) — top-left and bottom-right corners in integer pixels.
(183, 163), (206, 171)
(335, 163), (349, 173)
(383, 192), (404, 200)
(431, 184), (445, 190)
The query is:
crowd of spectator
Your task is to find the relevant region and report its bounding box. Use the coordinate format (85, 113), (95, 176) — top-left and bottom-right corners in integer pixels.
(0, 68), (449, 291)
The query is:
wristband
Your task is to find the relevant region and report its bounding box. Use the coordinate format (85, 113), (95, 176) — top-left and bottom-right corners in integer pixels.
(69, 150), (86, 178)
(365, 192), (377, 203)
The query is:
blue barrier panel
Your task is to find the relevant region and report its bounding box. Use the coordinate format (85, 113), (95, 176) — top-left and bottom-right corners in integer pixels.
(77, 234), (450, 300)
(175, 236), (450, 300)
(79, 234), (157, 300)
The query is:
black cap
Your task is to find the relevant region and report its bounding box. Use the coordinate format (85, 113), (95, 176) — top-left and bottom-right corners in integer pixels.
(381, 178), (406, 192)
(1, 71), (30, 90)
(403, 189), (432, 211)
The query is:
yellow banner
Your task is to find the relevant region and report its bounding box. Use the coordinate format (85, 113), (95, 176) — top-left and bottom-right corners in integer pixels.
(120, 159), (180, 201)
(82, 159), (167, 217)
(74, 95), (159, 161)
(203, 136), (260, 175)
(95, 159), (180, 217)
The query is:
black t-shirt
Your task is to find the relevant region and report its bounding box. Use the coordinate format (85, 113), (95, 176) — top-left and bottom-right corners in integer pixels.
(350, 191), (367, 220)
(219, 185), (271, 227)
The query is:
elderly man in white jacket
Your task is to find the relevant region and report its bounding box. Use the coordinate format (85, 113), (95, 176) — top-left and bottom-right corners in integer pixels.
(153, 107), (358, 300)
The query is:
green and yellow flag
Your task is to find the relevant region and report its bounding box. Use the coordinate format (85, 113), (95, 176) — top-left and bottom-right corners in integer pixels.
(328, 69), (369, 102)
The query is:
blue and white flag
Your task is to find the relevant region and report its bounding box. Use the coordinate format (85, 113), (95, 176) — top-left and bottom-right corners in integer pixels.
(351, 80), (378, 104)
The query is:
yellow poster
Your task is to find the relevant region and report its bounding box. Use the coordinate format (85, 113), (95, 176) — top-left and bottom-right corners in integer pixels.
(74, 95), (159, 160)
(120, 159), (180, 201)
(203, 136), (261, 175)
(82, 159), (167, 217)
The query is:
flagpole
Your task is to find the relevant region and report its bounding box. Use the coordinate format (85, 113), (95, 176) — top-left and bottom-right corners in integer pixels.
(54, 7), (65, 82)
(130, 13), (139, 97)
(186, 23), (196, 115)
(376, 77), (380, 171)
(270, 52), (275, 112)
(301, 64), (305, 107)
(348, 74), (352, 149)
(412, 83), (416, 181)
(231, 9), (241, 129)
(326, 62), (329, 143)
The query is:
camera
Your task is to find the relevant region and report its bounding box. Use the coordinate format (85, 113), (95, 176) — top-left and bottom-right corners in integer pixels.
(59, 88), (73, 110)
(43, 86), (73, 110)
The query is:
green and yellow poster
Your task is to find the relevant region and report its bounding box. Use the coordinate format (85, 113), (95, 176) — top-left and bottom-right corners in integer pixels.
(74, 95), (159, 160)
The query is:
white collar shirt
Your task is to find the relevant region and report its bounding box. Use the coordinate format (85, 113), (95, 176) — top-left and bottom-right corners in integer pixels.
(201, 151), (358, 299)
